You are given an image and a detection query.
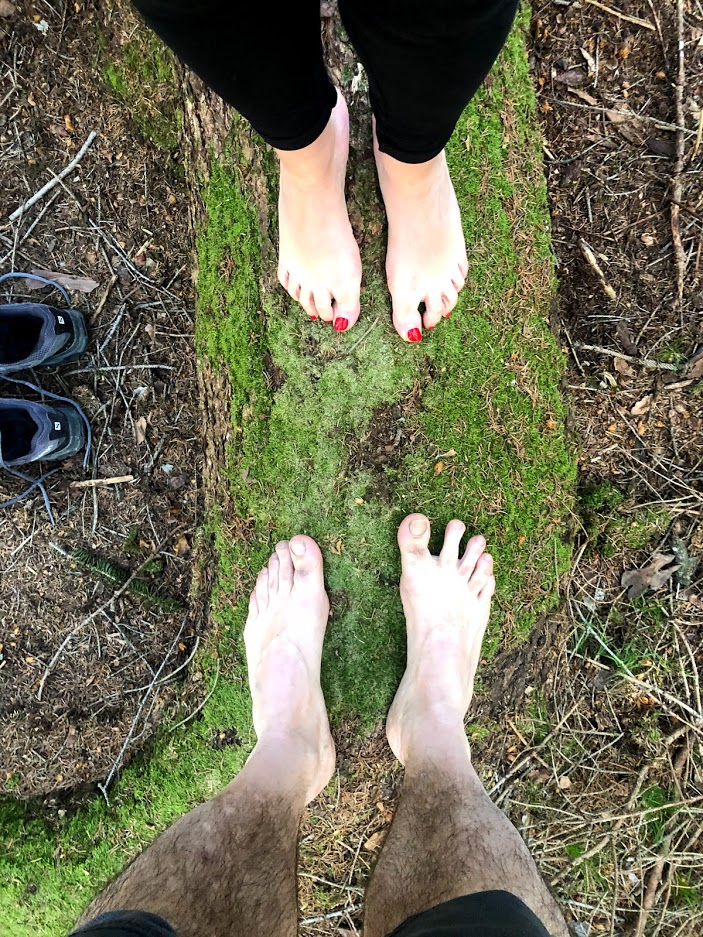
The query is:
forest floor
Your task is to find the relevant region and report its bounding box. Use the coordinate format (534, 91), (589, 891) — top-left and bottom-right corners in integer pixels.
(1, 1), (701, 936)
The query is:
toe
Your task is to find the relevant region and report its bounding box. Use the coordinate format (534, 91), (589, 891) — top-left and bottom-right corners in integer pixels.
(298, 290), (319, 320)
(478, 574), (496, 603)
(422, 292), (448, 330)
(439, 519), (466, 567)
(468, 553), (494, 595)
(248, 592), (258, 617)
(314, 289), (334, 323)
(275, 541), (294, 586)
(255, 568), (269, 609)
(289, 534), (325, 587)
(458, 257), (469, 278)
(267, 552), (280, 595)
(278, 267), (290, 291)
(451, 268), (466, 292)
(392, 298), (424, 344)
(441, 284), (459, 316)
(397, 513), (431, 564)
(458, 535), (487, 579)
(332, 290), (360, 333)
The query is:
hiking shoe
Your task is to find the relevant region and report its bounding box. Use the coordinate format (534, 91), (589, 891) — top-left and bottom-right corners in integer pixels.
(0, 398), (87, 466)
(0, 303), (88, 375)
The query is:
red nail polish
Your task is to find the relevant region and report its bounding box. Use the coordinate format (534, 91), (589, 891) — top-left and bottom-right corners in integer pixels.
(427, 325), (435, 331)
(444, 312), (452, 319)
(308, 314), (318, 320)
(407, 327), (422, 343)
(334, 317), (349, 332)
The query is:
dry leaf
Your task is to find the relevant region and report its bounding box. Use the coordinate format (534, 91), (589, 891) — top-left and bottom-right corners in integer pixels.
(173, 534), (190, 556)
(135, 416), (148, 446)
(614, 357), (636, 378)
(621, 554), (679, 599)
(569, 87), (599, 106)
(631, 395), (652, 417)
(24, 269), (99, 293)
(434, 461), (444, 475)
(0, 0), (17, 16)
(558, 775), (572, 790)
(686, 351), (703, 381)
(364, 831), (387, 852)
(556, 68), (587, 87)
(64, 114), (75, 133)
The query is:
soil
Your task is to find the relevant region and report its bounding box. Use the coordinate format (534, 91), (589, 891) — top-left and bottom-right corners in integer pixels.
(0, 0), (201, 797)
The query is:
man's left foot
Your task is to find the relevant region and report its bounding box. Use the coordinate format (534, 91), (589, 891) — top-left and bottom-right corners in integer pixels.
(244, 537), (335, 803)
(375, 136), (468, 342)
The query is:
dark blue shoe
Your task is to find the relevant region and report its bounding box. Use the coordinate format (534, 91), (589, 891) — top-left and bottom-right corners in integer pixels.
(0, 302), (88, 375)
(0, 397), (87, 466)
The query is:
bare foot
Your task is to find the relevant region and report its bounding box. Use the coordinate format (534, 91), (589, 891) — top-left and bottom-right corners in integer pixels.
(375, 134), (468, 342)
(386, 514), (495, 765)
(244, 536), (335, 803)
(277, 92), (362, 332)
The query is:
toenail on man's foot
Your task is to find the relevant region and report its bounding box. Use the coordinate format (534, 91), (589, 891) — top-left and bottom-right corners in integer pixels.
(290, 540), (306, 556)
(409, 517), (428, 537)
(333, 317), (349, 332)
(407, 328), (422, 343)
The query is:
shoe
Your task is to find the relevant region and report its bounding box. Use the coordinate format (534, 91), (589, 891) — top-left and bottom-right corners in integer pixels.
(0, 397), (87, 466)
(0, 303), (88, 375)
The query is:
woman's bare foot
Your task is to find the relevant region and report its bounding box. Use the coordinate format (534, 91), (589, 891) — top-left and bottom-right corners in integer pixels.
(244, 536), (335, 803)
(277, 92), (362, 332)
(375, 134), (469, 342)
(386, 514), (495, 765)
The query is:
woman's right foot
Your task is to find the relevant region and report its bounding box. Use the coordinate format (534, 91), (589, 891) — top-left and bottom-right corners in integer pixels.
(386, 514), (495, 765)
(277, 92), (362, 332)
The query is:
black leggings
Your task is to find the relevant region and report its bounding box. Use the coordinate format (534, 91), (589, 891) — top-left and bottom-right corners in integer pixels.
(132, 0), (518, 163)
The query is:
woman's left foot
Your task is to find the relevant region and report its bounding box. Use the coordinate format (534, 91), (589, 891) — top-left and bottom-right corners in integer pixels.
(375, 134), (468, 342)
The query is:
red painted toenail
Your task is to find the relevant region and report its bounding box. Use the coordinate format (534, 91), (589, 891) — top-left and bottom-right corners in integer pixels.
(308, 314), (318, 320)
(427, 325), (435, 331)
(407, 328), (422, 343)
(334, 317), (349, 332)
(444, 312), (452, 319)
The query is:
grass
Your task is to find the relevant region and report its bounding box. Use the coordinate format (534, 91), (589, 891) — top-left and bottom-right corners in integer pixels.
(0, 9), (575, 934)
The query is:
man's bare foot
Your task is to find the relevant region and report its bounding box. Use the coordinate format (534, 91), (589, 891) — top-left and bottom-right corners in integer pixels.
(386, 514), (495, 765)
(244, 536), (335, 803)
(375, 134), (468, 342)
(277, 92), (362, 332)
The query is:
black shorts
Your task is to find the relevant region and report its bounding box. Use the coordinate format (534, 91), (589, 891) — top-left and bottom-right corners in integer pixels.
(70, 891), (551, 937)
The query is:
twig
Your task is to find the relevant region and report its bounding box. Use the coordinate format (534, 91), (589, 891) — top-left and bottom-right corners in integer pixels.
(37, 527), (186, 700)
(583, 0), (655, 30)
(299, 904), (363, 926)
(9, 131), (98, 222)
(571, 342), (679, 372)
(70, 475), (134, 489)
(167, 659), (220, 733)
(579, 239), (617, 301)
(97, 615), (189, 803)
(671, 0), (686, 316)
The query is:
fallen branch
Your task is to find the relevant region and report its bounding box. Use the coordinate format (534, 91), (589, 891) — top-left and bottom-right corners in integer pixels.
(572, 342), (680, 372)
(70, 474), (134, 489)
(584, 0), (655, 31)
(9, 131), (98, 222)
(579, 239), (617, 301)
(671, 0), (686, 313)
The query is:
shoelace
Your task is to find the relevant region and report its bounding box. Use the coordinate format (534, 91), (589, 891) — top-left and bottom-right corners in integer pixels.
(0, 271), (93, 524)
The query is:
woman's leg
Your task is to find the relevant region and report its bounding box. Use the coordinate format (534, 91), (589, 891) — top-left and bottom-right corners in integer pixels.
(339, 0), (519, 340)
(133, 0), (361, 329)
(363, 515), (568, 937)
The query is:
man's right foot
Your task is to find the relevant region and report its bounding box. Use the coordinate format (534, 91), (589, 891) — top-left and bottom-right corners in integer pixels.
(386, 514), (495, 765)
(277, 92), (362, 332)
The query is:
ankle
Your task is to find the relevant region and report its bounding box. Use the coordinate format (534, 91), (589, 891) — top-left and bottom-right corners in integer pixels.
(397, 716), (471, 772)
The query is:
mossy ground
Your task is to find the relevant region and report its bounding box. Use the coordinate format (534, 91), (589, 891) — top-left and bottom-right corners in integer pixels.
(1, 14), (575, 934)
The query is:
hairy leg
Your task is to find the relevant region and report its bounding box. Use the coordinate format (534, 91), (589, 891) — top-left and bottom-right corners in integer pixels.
(76, 537), (335, 937)
(364, 515), (568, 937)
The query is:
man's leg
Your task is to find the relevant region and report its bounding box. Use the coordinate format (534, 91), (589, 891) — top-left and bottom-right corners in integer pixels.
(364, 515), (568, 937)
(74, 537), (335, 937)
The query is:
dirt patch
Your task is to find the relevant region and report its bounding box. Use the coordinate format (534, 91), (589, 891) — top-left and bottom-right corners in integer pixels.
(0, 0), (201, 798)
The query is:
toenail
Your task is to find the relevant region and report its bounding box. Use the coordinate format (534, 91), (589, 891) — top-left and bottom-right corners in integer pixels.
(290, 540), (306, 556)
(426, 325), (435, 331)
(407, 328), (422, 343)
(308, 314), (318, 321)
(444, 312), (452, 319)
(409, 517), (428, 537)
(333, 317), (349, 332)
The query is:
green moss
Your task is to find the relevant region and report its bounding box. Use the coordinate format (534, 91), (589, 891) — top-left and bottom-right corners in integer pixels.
(98, 26), (181, 152)
(580, 481), (671, 557)
(1, 12), (575, 933)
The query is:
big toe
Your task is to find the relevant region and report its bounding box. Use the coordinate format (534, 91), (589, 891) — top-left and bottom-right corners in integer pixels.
(332, 291), (361, 333)
(397, 514), (431, 565)
(289, 535), (325, 588)
(391, 296), (424, 344)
